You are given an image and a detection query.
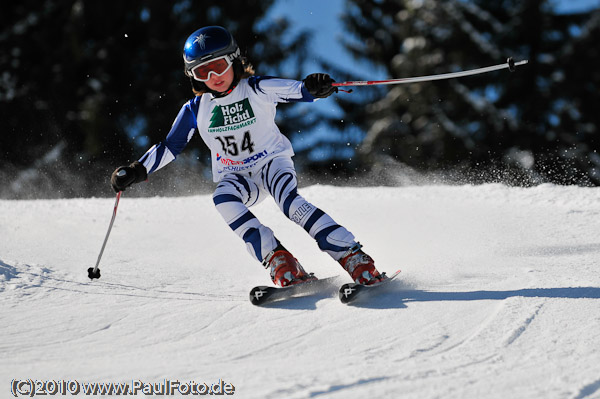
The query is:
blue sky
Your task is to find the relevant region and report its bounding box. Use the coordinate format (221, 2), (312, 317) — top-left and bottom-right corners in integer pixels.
(263, 0), (378, 78)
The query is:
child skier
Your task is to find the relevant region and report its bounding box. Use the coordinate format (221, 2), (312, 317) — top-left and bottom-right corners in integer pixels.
(111, 26), (384, 287)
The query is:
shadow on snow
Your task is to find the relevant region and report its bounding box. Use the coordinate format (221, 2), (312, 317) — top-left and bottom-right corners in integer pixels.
(350, 285), (600, 309)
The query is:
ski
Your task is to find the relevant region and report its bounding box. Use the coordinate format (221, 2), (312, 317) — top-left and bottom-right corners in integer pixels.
(338, 270), (402, 304)
(249, 276), (339, 306)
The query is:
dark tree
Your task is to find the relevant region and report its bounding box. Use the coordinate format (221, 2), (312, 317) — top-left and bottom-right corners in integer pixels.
(337, 0), (600, 185)
(0, 0), (312, 198)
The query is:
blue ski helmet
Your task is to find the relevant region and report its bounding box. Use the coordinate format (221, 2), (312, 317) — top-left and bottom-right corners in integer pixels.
(183, 26), (240, 78)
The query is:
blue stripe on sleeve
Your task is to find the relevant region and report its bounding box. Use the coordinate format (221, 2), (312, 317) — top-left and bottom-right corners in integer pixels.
(148, 144), (166, 174)
(139, 98), (200, 174)
(248, 76), (276, 94)
(162, 100), (199, 157)
(139, 151), (150, 164)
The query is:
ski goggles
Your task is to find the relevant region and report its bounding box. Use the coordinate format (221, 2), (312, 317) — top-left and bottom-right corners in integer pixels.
(190, 56), (233, 82)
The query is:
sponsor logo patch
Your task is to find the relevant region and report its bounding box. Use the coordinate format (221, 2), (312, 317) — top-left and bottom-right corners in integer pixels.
(216, 150), (268, 166)
(209, 99), (256, 133)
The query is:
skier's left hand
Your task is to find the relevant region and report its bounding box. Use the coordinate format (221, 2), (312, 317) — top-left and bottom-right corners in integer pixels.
(303, 73), (338, 98)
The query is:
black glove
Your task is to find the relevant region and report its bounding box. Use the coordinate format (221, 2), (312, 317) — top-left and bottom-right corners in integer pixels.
(110, 161), (147, 192)
(303, 73), (338, 98)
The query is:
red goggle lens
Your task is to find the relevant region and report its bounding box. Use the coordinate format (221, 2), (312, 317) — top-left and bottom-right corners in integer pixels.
(191, 58), (231, 81)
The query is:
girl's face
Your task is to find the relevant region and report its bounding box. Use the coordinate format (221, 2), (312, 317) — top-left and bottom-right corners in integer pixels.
(205, 67), (235, 93)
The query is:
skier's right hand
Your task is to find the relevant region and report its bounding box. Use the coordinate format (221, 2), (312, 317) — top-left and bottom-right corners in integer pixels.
(303, 73), (338, 98)
(110, 161), (147, 192)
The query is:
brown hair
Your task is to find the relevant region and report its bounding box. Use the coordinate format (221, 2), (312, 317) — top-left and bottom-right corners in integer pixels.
(190, 57), (255, 96)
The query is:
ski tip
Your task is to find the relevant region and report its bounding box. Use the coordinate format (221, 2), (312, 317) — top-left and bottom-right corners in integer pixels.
(249, 286), (273, 306)
(338, 283), (359, 304)
(388, 269), (401, 278)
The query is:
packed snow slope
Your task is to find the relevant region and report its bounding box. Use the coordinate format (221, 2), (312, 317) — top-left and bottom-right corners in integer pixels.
(2, 184), (600, 399)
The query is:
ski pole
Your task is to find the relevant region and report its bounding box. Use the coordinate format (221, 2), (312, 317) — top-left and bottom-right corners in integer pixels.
(332, 57), (528, 89)
(88, 190), (122, 280)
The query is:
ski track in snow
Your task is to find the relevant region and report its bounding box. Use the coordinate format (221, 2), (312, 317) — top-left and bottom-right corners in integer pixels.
(2, 184), (600, 398)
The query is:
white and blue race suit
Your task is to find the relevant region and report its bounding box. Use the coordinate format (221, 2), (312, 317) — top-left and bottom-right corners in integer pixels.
(139, 76), (357, 263)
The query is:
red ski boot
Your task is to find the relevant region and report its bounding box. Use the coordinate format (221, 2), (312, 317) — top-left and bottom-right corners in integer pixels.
(263, 245), (316, 287)
(338, 243), (385, 285)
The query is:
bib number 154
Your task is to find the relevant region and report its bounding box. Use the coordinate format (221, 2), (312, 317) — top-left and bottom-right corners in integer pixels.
(215, 131), (255, 156)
